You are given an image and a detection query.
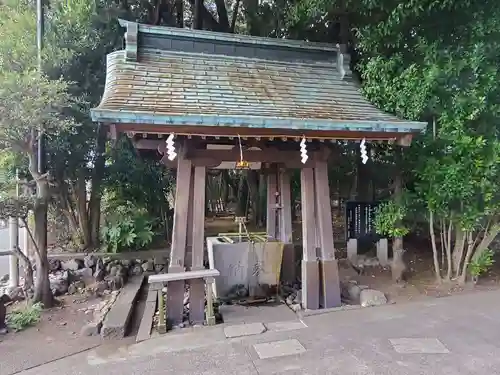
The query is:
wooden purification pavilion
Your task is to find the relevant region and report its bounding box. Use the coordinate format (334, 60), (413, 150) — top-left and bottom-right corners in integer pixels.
(91, 20), (426, 325)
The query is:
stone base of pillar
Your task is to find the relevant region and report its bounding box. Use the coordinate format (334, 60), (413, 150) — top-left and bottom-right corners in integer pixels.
(189, 278), (205, 324)
(166, 280), (184, 325)
(319, 259), (341, 308)
(166, 265), (185, 325)
(280, 243), (297, 283)
(301, 260), (320, 310)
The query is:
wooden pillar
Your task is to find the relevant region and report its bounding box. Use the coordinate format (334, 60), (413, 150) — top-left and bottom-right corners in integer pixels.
(278, 169), (293, 243)
(278, 169), (295, 282)
(313, 161), (341, 308)
(189, 166), (207, 324)
(168, 142), (192, 325)
(300, 167), (320, 309)
(266, 171), (278, 238)
(185, 169), (195, 269)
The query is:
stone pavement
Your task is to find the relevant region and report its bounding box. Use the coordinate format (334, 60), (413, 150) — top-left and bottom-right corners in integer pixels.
(11, 290), (500, 375)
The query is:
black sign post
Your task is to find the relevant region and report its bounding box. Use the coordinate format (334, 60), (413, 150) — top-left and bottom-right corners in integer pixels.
(345, 201), (382, 241)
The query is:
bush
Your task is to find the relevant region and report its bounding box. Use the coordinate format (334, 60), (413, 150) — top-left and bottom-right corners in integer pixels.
(101, 203), (156, 252)
(469, 249), (495, 282)
(7, 302), (43, 332)
(374, 200), (410, 238)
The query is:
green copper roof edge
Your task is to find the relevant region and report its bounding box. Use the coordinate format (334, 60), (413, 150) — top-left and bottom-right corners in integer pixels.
(90, 109), (427, 133)
(126, 48), (338, 68)
(117, 19), (341, 53)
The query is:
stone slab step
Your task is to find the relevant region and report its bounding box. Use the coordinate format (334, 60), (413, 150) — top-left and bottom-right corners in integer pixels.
(136, 288), (157, 343)
(101, 275), (144, 339)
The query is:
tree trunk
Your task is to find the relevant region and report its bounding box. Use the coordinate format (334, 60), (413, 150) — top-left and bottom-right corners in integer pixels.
(74, 172), (90, 247)
(56, 187), (79, 240)
(214, 0), (229, 31)
(176, 0), (183, 27)
(33, 195), (55, 307)
(242, 0), (261, 36)
(235, 175), (248, 218)
(445, 219), (453, 281)
(452, 228), (466, 278)
(391, 162), (405, 282)
(258, 173), (267, 227)
(429, 210), (442, 283)
(11, 236), (34, 295)
(246, 170), (259, 227)
(472, 224), (500, 262)
(194, 0), (204, 29)
(88, 123), (107, 248)
(230, 0), (241, 32)
(27, 143), (55, 308)
(458, 232), (475, 285)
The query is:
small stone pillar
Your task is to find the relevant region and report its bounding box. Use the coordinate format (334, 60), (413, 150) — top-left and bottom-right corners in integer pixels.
(376, 238), (389, 266)
(347, 239), (358, 263)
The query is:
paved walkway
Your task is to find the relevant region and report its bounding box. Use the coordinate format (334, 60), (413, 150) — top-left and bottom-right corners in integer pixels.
(10, 290), (500, 375)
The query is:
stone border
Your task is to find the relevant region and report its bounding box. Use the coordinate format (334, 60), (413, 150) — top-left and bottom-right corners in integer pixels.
(297, 300), (396, 318)
(101, 275), (144, 339)
(80, 291), (120, 336)
(48, 249), (169, 261)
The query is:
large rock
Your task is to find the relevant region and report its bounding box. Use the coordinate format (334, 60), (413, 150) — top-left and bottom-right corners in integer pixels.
(61, 259), (83, 271)
(107, 275), (124, 291)
(73, 267), (95, 286)
(50, 271), (70, 296)
(130, 264), (143, 276)
(87, 280), (110, 296)
(340, 281), (362, 304)
(293, 290), (302, 304)
(94, 258), (106, 282)
(108, 265), (119, 277)
(81, 321), (102, 336)
(142, 260), (154, 273)
(360, 289), (387, 307)
(48, 259), (62, 272)
(7, 286), (25, 302)
(154, 264), (165, 273)
(83, 254), (97, 269)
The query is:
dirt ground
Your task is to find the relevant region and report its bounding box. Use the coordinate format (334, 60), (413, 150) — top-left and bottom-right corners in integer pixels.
(1, 295), (104, 375)
(338, 236), (500, 304)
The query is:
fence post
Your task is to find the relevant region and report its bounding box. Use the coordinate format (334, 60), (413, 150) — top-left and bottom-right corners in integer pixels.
(8, 217), (19, 288)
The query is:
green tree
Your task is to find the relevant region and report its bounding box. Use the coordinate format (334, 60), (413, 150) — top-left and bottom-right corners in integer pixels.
(288, 0), (500, 285)
(42, 0), (124, 249)
(0, 0), (77, 306)
(357, 1), (500, 283)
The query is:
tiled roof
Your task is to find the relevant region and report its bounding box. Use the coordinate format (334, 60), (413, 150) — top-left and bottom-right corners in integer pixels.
(91, 21), (426, 135)
(92, 50), (425, 134)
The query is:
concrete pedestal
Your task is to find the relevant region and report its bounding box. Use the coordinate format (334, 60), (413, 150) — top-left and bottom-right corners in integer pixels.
(319, 259), (341, 308)
(301, 260), (320, 310)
